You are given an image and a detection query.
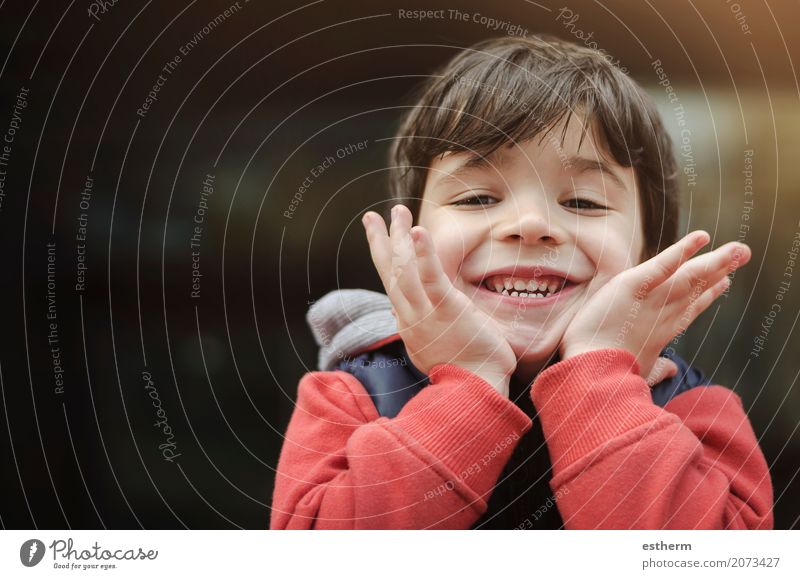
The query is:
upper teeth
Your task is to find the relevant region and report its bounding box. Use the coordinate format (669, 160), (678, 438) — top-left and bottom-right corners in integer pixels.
(484, 275), (566, 297)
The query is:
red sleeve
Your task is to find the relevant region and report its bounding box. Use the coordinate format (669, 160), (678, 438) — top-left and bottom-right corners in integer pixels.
(531, 348), (773, 529)
(270, 364), (532, 529)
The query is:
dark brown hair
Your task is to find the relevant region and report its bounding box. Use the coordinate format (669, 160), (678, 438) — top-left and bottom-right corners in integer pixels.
(387, 34), (680, 262)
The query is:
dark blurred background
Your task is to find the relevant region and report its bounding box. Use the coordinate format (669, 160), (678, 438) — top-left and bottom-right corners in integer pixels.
(0, 0), (798, 529)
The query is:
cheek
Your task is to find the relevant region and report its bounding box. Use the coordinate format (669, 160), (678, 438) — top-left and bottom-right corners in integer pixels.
(429, 233), (465, 284)
(583, 227), (642, 280)
(425, 221), (481, 284)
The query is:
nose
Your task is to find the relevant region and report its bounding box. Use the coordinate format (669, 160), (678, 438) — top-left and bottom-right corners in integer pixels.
(492, 195), (564, 245)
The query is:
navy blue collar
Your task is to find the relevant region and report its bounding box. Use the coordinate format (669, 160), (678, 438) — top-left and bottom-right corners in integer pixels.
(334, 341), (710, 418)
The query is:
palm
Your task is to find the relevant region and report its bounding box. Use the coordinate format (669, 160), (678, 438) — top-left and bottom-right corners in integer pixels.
(400, 284), (516, 374)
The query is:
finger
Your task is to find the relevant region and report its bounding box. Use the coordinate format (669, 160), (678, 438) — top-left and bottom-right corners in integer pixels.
(411, 225), (453, 308)
(362, 211), (412, 311)
(634, 230), (710, 291)
(646, 357), (679, 387)
(387, 204), (429, 311)
(675, 276), (730, 333)
(667, 242), (750, 302)
(362, 211), (392, 277)
(362, 211), (391, 279)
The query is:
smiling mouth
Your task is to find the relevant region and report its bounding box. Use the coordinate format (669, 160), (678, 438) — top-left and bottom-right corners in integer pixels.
(479, 274), (572, 299)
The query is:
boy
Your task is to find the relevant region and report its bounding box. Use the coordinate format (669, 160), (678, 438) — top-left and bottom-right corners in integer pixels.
(270, 35), (773, 529)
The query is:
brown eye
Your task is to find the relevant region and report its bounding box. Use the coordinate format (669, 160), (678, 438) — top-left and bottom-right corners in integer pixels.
(453, 194), (497, 207)
(563, 197), (608, 210)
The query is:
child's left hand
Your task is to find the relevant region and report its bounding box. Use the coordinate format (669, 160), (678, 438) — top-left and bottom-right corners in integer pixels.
(559, 231), (751, 382)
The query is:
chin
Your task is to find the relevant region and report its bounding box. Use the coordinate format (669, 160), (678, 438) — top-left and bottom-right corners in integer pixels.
(500, 325), (554, 357)
(512, 339), (558, 362)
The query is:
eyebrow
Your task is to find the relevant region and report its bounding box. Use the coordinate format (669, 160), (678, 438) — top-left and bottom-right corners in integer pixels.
(433, 151), (629, 192)
(433, 149), (511, 188)
(564, 155), (628, 191)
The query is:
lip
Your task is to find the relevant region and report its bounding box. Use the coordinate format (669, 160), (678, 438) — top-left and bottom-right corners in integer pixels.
(472, 278), (580, 307)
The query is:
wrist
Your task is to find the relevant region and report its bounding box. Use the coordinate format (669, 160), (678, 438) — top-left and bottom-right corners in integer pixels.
(456, 364), (512, 398)
(558, 342), (583, 361)
(560, 341), (614, 361)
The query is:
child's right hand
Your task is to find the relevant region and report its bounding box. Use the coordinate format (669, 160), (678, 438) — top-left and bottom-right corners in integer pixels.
(362, 204), (517, 397)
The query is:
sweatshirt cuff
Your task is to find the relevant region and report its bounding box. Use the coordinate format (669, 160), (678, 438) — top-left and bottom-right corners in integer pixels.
(531, 348), (663, 470)
(393, 363), (532, 499)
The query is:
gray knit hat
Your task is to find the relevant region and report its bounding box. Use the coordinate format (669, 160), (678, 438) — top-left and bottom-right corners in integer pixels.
(306, 289), (398, 371)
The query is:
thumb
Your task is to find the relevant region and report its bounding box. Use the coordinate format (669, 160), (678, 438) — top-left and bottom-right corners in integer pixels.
(645, 357), (679, 387)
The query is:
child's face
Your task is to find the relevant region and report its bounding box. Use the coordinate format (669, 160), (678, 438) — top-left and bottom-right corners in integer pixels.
(417, 114), (645, 377)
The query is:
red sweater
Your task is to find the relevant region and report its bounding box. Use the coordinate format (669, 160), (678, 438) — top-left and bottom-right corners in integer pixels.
(270, 347), (773, 529)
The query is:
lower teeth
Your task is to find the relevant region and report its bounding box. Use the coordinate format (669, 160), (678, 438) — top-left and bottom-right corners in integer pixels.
(501, 289), (553, 298)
